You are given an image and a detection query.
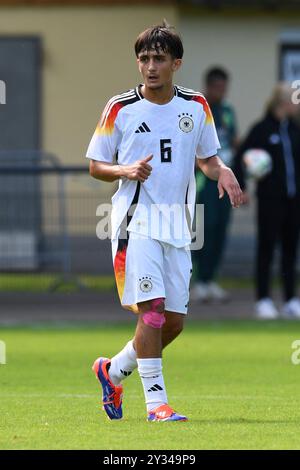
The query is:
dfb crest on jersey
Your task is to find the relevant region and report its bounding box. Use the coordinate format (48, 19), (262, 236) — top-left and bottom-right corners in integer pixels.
(178, 113), (194, 133)
(139, 276), (153, 293)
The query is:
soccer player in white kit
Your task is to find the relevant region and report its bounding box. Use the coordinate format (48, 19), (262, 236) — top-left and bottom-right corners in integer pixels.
(87, 22), (243, 422)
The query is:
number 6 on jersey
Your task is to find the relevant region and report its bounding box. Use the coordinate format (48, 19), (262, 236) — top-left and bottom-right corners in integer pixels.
(160, 139), (172, 163)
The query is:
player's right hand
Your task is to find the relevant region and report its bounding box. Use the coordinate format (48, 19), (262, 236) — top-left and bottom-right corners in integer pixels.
(123, 155), (153, 183)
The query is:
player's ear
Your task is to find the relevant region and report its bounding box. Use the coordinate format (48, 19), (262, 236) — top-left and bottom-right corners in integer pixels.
(136, 58), (142, 73)
(172, 59), (182, 72)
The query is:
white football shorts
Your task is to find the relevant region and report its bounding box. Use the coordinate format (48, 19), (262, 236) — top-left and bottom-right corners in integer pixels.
(112, 233), (192, 315)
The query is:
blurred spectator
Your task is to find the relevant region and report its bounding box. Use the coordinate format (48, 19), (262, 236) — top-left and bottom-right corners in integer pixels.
(234, 83), (300, 319)
(191, 67), (239, 302)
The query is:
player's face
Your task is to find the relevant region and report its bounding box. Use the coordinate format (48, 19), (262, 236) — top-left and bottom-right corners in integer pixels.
(137, 48), (182, 90)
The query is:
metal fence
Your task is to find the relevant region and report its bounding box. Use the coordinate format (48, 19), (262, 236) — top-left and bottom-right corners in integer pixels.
(0, 152), (114, 290)
(0, 151), (287, 291)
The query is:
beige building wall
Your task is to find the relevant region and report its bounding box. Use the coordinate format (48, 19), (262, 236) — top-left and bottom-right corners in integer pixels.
(0, 5), (178, 164)
(177, 12), (300, 137)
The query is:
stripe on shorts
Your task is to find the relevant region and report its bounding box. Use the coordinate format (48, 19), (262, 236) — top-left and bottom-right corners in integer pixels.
(113, 182), (141, 313)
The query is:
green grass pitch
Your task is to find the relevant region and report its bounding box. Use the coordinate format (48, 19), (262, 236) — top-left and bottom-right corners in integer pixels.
(1, 320), (300, 450)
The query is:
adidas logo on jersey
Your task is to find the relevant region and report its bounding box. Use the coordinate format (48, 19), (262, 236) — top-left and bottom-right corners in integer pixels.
(135, 122), (151, 133)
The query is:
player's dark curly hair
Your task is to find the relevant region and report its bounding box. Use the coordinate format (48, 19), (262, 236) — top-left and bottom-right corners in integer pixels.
(134, 20), (184, 59)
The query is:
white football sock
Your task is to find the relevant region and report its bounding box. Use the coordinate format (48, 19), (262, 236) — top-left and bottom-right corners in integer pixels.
(137, 358), (168, 412)
(108, 340), (137, 385)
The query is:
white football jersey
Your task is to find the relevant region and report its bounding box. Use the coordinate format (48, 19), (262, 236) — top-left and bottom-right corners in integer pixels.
(86, 85), (220, 247)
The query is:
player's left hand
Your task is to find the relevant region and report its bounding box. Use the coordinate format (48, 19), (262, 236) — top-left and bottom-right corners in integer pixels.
(217, 167), (243, 208)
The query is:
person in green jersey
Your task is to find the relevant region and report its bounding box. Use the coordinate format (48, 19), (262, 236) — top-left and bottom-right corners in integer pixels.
(192, 67), (239, 302)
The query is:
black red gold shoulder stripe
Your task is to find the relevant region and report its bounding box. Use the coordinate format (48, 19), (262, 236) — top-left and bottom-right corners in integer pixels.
(176, 86), (213, 124)
(96, 89), (141, 135)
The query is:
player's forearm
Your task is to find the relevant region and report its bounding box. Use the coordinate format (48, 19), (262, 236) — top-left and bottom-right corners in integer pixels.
(89, 156), (152, 183)
(89, 160), (126, 182)
(197, 155), (228, 181)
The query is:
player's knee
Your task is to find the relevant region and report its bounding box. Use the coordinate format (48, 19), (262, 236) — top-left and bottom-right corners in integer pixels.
(142, 298), (165, 329)
(143, 311), (166, 328)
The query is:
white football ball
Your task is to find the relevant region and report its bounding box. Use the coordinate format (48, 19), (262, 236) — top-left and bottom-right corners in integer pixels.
(243, 148), (272, 180)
